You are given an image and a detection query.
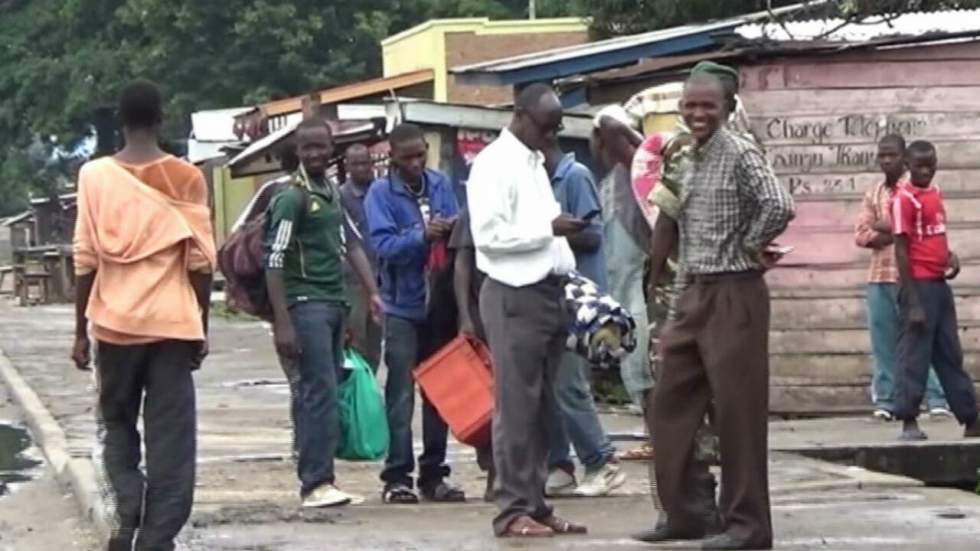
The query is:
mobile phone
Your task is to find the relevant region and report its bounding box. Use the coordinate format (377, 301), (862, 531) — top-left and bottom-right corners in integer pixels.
(582, 209), (602, 222)
(766, 245), (794, 256)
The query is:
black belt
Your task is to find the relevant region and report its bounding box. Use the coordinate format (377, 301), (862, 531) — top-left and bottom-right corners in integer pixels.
(684, 270), (762, 285)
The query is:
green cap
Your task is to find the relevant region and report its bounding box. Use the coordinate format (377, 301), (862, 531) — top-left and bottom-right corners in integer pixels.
(690, 61), (739, 91)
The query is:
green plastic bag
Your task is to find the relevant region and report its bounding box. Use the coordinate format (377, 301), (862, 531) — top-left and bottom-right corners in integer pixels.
(336, 349), (389, 460)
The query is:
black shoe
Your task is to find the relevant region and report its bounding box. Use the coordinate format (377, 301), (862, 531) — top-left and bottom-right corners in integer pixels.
(702, 533), (772, 550)
(420, 480), (466, 502)
(483, 472), (496, 503)
(632, 524), (705, 543)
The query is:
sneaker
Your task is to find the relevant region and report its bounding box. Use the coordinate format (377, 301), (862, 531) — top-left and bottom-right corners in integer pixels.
(929, 407), (954, 419)
(872, 408), (895, 421)
(574, 462), (627, 497)
(545, 468), (577, 497)
(302, 484), (355, 508)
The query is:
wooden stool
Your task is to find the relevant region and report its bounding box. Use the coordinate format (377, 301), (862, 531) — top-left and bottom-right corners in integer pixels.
(15, 268), (51, 306)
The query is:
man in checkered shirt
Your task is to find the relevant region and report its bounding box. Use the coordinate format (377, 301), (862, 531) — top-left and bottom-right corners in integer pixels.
(646, 73), (794, 551)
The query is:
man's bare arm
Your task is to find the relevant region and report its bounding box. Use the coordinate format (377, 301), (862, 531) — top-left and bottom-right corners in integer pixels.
(454, 247), (478, 338)
(266, 269), (300, 359)
(71, 272), (96, 370)
(647, 215), (678, 294)
(566, 230), (601, 253)
(894, 235), (925, 325)
(346, 242), (382, 323)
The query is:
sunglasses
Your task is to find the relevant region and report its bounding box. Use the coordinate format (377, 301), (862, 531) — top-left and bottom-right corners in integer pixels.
(522, 109), (564, 135)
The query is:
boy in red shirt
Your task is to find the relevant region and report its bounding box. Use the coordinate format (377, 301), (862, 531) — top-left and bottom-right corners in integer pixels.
(892, 140), (980, 441)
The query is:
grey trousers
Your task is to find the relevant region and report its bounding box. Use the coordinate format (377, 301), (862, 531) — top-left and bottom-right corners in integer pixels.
(96, 340), (197, 551)
(480, 276), (568, 535)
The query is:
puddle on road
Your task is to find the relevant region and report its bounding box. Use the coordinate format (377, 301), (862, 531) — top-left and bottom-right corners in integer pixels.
(0, 423), (41, 496)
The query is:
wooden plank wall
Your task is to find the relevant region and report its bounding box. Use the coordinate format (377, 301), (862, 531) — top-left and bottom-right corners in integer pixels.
(739, 41), (980, 414)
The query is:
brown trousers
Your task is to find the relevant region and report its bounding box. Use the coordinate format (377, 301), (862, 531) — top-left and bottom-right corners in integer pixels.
(652, 272), (772, 545)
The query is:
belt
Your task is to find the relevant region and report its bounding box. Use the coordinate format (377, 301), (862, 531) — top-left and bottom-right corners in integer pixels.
(684, 270), (762, 285)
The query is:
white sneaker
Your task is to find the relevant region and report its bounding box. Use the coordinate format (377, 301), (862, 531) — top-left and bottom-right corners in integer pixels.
(302, 484), (356, 508)
(929, 407), (954, 419)
(574, 463), (627, 497)
(545, 468), (578, 497)
(873, 408), (895, 421)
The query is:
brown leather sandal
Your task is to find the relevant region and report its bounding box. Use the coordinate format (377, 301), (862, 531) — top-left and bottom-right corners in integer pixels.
(619, 443), (655, 461)
(500, 515), (554, 538)
(540, 515), (588, 535)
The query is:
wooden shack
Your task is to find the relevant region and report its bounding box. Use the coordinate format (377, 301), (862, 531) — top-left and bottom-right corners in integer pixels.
(734, 39), (980, 413)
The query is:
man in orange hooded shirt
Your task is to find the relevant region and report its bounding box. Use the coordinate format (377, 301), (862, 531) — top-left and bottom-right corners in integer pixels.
(72, 80), (215, 551)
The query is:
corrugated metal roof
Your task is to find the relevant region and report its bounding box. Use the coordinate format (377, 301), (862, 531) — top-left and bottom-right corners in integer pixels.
(450, 1), (831, 81)
(395, 100), (594, 139)
(736, 9), (980, 42)
(226, 119), (377, 174)
(259, 69), (434, 118)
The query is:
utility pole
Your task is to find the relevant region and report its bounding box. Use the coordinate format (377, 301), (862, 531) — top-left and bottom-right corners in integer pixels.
(529, 0), (536, 19)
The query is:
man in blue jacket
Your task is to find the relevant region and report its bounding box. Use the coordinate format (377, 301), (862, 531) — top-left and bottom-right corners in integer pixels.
(365, 123), (464, 504)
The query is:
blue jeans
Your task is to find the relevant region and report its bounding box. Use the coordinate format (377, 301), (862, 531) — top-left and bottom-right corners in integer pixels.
(279, 301), (346, 497)
(547, 352), (616, 473)
(867, 283), (946, 410)
(380, 316), (451, 490)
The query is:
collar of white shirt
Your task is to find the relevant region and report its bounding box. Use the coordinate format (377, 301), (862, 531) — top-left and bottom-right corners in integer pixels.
(498, 127), (544, 166)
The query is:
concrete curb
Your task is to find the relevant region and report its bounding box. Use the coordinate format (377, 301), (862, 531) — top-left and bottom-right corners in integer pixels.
(0, 350), (111, 546)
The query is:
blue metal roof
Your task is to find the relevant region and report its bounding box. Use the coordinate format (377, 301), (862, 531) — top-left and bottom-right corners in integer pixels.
(451, 2), (829, 86)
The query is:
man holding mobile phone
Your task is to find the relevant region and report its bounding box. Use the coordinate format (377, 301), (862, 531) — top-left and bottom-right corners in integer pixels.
(540, 136), (626, 498)
(365, 123), (465, 505)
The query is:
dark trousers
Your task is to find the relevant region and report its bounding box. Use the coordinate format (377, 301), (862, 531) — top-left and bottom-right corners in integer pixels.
(481, 277), (568, 535)
(278, 301), (346, 497)
(380, 315), (451, 489)
(96, 340), (197, 551)
(894, 280), (979, 424)
(652, 272), (772, 546)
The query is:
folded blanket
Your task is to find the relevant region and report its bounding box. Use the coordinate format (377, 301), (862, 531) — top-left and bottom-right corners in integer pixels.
(563, 272), (637, 368)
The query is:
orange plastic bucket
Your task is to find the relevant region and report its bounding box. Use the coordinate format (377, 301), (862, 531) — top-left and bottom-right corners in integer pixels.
(414, 336), (493, 447)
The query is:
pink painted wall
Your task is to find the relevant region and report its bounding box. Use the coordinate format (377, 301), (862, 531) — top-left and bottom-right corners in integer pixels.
(737, 41), (980, 411)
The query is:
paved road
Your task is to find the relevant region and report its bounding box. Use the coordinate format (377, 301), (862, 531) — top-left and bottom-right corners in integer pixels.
(1, 302), (978, 550)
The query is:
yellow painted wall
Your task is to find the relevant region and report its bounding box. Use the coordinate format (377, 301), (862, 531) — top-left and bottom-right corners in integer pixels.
(211, 166), (258, 246)
(382, 18), (588, 102)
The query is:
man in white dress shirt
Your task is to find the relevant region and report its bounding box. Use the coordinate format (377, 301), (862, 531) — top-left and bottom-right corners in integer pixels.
(468, 83), (590, 538)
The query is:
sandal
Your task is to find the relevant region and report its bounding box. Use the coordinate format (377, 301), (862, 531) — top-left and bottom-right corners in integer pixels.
(539, 515), (588, 535)
(500, 515), (554, 538)
(382, 483), (419, 504)
(421, 480), (466, 502)
(619, 443), (655, 461)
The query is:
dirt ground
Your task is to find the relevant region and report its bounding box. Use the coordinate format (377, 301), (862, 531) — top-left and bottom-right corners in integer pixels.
(0, 387), (96, 551)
